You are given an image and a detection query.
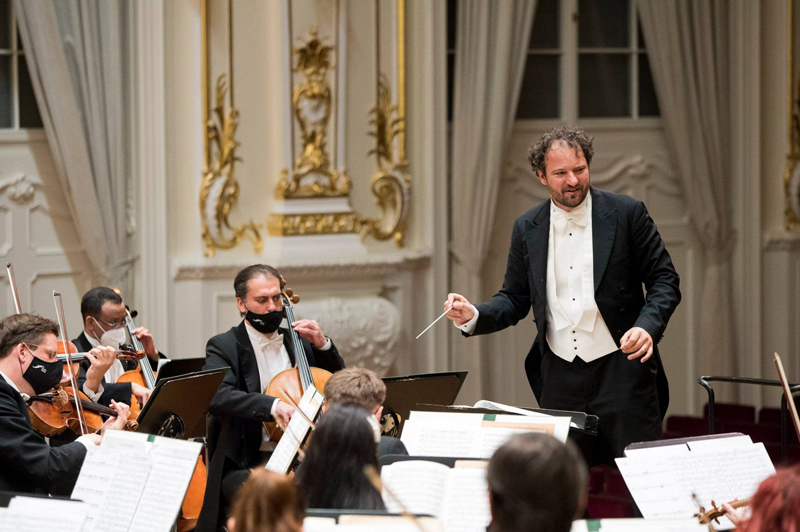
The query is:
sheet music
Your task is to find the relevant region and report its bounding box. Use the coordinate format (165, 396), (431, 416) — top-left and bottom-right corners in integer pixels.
(339, 515), (443, 531)
(401, 411), (570, 458)
(440, 466), (490, 532)
(570, 519), (708, 531)
(615, 457), (691, 519)
(382, 460), (450, 516)
(686, 435), (752, 452)
(381, 460), (489, 532)
(617, 439), (775, 524)
(128, 438), (203, 532)
(0, 497), (88, 532)
(70, 430), (202, 532)
(265, 386), (324, 474)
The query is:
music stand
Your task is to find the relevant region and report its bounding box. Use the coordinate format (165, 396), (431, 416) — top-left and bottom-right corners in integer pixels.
(156, 358), (206, 382)
(136, 367), (227, 439)
(381, 371), (467, 435)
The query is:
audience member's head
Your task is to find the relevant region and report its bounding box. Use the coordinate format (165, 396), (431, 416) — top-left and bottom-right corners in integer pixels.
(294, 404), (385, 511)
(487, 432), (587, 532)
(227, 469), (305, 532)
(736, 464), (800, 532)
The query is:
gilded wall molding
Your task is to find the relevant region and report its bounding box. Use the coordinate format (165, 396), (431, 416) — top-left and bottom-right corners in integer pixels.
(275, 28), (351, 199)
(267, 211), (360, 237)
(199, 0), (262, 257)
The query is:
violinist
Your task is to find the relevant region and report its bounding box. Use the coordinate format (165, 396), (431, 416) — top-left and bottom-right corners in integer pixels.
(73, 287), (165, 408)
(0, 313), (130, 496)
(198, 264), (345, 532)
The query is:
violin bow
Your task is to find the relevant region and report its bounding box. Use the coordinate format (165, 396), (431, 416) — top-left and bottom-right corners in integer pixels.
(774, 352), (800, 444)
(6, 262), (22, 314)
(53, 291), (89, 436)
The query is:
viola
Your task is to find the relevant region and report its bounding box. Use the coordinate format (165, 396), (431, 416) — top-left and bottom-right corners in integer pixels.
(263, 282), (332, 443)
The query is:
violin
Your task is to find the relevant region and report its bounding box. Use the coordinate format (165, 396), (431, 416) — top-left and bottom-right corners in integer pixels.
(695, 497), (750, 525)
(263, 282), (332, 442)
(27, 384), (139, 436)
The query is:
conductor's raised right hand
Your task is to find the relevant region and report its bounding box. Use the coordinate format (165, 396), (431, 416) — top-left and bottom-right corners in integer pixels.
(444, 293), (475, 326)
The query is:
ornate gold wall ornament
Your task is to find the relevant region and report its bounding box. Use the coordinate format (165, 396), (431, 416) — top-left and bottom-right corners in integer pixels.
(360, 75), (411, 247)
(199, 75), (263, 257)
(268, 212), (361, 237)
(276, 28), (351, 199)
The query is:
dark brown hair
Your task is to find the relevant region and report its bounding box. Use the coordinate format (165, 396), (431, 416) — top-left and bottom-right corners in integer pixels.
(80, 287), (122, 321)
(0, 313), (59, 360)
(294, 405), (384, 510)
(233, 264), (285, 300)
(229, 469), (305, 532)
(488, 432), (587, 532)
(528, 126), (594, 175)
(324, 367), (386, 410)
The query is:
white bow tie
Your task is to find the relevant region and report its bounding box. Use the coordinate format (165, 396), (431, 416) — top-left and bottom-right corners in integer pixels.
(259, 332), (284, 349)
(551, 203), (588, 233)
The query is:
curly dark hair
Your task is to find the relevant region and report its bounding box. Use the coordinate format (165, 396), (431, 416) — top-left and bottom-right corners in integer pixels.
(527, 126), (594, 175)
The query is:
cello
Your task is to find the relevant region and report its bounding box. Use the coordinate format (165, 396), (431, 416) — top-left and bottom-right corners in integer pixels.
(263, 282), (333, 442)
(113, 289), (156, 419)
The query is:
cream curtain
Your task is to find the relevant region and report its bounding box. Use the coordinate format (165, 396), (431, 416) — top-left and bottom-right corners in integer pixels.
(16, 0), (135, 287)
(638, 0), (736, 389)
(450, 0), (536, 401)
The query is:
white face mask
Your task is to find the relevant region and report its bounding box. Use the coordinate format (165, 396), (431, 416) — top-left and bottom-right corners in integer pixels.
(91, 317), (128, 349)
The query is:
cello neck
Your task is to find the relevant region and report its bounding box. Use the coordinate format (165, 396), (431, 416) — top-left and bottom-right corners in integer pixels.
(283, 300), (314, 392)
(124, 312), (156, 390)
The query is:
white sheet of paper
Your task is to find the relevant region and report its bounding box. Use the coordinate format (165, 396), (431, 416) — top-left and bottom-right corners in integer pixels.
(265, 386), (324, 474)
(686, 435), (752, 452)
(128, 438), (202, 532)
(2, 497), (88, 532)
(401, 411), (570, 457)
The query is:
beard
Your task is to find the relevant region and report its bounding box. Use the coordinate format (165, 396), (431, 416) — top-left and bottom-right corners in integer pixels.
(554, 184), (589, 209)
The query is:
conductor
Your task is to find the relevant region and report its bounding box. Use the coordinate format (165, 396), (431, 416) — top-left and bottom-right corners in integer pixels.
(445, 126), (680, 464)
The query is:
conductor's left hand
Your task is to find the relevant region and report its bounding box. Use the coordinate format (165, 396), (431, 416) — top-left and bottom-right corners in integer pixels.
(291, 319), (327, 349)
(620, 327), (653, 363)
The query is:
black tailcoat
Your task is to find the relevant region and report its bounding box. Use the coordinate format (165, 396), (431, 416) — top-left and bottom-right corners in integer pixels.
(196, 322), (344, 532)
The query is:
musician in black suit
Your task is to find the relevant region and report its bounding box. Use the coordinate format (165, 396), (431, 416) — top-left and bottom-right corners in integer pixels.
(322, 367), (409, 459)
(446, 127), (680, 465)
(197, 264), (345, 532)
(74, 287), (165, 408)
(0, 313), (129, 495)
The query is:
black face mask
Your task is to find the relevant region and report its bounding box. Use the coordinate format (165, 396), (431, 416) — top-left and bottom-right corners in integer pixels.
(245, 306), (284, 335)
(22, 349), (63, 395)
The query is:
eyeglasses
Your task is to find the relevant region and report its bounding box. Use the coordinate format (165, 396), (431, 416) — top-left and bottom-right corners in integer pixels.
(26, 343), (59, 360)
(94, 317), (126, 330)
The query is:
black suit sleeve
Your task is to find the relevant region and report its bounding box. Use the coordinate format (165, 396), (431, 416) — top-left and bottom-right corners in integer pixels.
(630, 200), (681, 342)
(76, 360), (133, 407)
(310, 339), (345, 373)
(0, 390), (87, 495)
(473, 219), (532, 335)
(204, 335), (278, 422)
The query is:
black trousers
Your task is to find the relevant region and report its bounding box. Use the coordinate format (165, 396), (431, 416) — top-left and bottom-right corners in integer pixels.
(539, 346), (662, 467)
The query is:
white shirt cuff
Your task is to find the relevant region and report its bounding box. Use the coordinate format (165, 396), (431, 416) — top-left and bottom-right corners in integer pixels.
(76, 435), (99, 454)
(316, 337), (332, 351)
(83, 382), (104, 403)
(270, 398), (281, 418)
(455, 305), (480, 334)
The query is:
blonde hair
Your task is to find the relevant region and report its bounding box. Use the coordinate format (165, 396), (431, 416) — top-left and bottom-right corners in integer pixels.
(324, 367), (386, 410)
(229, 470), (305, 532)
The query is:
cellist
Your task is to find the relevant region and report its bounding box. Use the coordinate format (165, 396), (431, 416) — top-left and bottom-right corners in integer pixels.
(197, 264), (345, 532)
(73, 286), (166, 408)
(0, 313), (130, 495)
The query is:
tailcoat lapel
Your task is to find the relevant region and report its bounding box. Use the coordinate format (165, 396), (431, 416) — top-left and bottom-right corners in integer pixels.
(591, 187), (618, 292)
(234, 322), (262, 394)
(525, 202), (551, 304)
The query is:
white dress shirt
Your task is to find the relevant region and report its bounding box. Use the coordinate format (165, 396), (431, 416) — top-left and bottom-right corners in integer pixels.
(0, 370), (97, 453)
(457, 194), (618, 363)
(244, 321), (332, 450)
